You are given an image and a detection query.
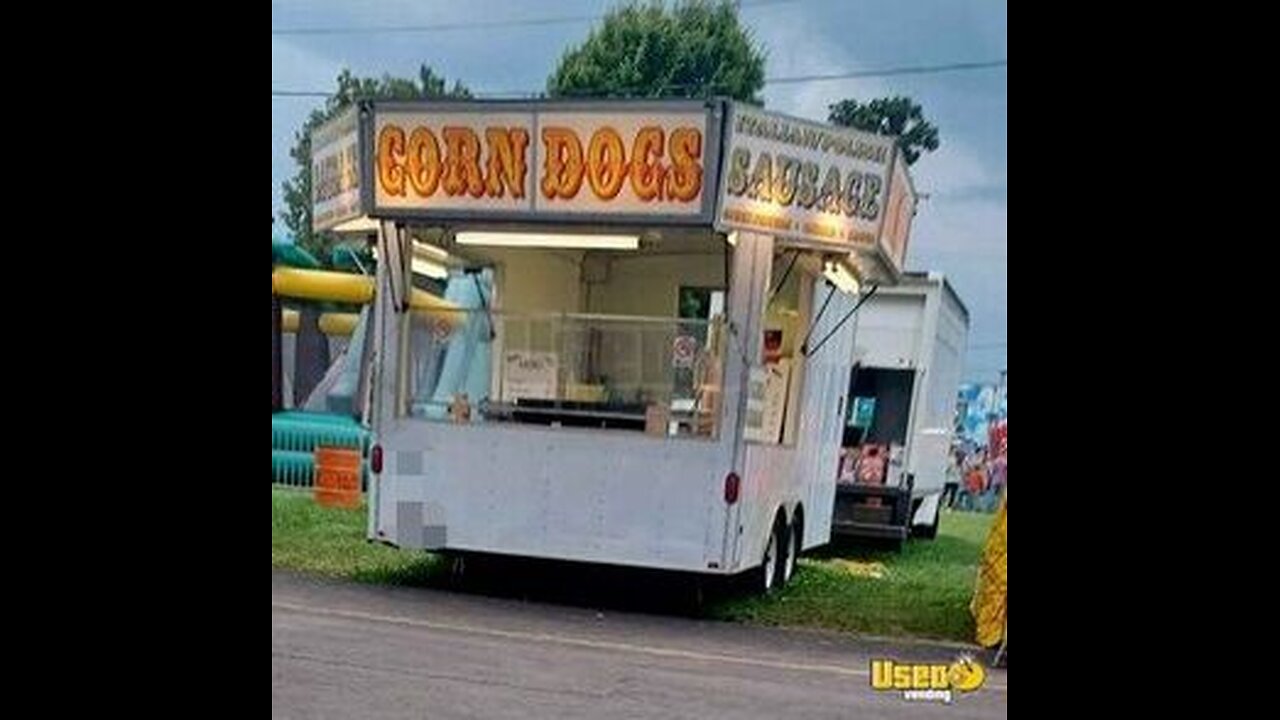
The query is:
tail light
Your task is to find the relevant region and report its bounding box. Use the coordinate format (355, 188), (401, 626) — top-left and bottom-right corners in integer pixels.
(724, 472), (741, 504)
(371, 444), (383, 474)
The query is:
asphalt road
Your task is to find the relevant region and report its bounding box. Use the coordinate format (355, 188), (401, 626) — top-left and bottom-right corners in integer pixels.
(272, 570), (1007, 719)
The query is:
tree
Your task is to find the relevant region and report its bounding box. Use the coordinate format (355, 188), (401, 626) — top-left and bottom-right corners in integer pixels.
(548, 1), (766, 103)
(827, 96), (940, 166)
(280, 66), (472, 263)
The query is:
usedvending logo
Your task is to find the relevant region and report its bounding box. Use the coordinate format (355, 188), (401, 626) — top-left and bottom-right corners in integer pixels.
(870, 655), (986, 704)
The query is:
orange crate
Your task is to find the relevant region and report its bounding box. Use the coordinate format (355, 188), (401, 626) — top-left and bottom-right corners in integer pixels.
(314, 446), (362, 509)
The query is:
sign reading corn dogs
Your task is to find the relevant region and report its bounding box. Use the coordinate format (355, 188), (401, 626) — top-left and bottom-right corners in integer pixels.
(370, 101), (720, 222)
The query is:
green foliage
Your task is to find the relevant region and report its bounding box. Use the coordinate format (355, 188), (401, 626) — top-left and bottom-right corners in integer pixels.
(280, 67), (472, 264)
(828, 96), (940, 166)
(548, 1), (766, 102)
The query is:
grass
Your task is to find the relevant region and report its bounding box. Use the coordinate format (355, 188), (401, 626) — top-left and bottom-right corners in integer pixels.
(271, 488), (445, 585)
(705, 511), (994, 642)
(272, 488), (994, 642)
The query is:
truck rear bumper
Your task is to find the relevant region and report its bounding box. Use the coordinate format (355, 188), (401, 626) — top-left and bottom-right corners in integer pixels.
(831, 484), (913, 541)
(830, 520), (909, 540)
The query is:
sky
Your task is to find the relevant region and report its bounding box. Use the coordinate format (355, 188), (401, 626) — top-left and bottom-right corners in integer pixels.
(271, 0), (1007, 383)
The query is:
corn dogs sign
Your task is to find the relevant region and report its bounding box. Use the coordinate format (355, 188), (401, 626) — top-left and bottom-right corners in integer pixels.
(370, 102), (719, 222)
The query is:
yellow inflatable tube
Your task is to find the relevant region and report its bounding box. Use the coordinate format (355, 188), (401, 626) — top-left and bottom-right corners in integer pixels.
(279, 310), (357, 336)
(273, 268), (374, 304)
(318, 312), (360, 336)
(272, 268), (465, 331)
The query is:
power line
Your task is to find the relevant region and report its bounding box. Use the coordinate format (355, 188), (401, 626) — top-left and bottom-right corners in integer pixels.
(271, 0), (799, 36)
(766, 60), (1007, 84)
(485, 59), (1009, 98)
(272, 13), (598, 36)
(271, 59), (1008, 99)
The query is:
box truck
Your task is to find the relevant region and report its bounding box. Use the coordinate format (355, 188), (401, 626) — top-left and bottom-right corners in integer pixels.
(832, 272), (970, 547)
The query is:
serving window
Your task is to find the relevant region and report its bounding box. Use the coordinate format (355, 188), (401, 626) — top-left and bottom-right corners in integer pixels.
(399, 228), (729, 439)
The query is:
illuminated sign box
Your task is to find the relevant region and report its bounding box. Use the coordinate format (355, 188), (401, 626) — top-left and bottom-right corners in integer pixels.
(367, 100), (723, 225)
(714, 104), (914, 279)
(310, 106), (364, 233)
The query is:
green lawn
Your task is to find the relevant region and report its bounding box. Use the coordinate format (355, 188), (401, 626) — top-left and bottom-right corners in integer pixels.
(705, 511), (993, 641)
(272, 489), (444, 585)
(272, 488), (993, 642)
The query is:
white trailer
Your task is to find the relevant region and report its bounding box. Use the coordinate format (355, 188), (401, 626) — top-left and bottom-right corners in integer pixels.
(332, 99), (916, 591)
(368, 228), (863, 591)
(832, 272), (969, 546)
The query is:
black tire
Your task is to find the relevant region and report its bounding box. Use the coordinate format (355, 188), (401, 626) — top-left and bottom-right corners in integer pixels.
(755, 522), (781, 594)
(436, 551), (468, 588)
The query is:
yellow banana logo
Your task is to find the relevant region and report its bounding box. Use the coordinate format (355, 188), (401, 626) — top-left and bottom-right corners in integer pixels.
(948, 655), (987, 692)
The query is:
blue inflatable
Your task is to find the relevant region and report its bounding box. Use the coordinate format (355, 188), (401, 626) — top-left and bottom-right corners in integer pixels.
(418, 270), (494, 420)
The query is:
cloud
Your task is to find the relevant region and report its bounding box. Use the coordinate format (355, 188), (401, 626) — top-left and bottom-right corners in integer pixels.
(909, 196), (1007, 381)
(912, 141), (996, 197)
(755, 10), (890, 121)
(271, 35), (343, 90)
(913, 198), (1006, 258)
(272, 37), (343, 217)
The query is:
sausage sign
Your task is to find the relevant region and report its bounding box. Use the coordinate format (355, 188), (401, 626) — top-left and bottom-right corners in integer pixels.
(715, 105), (910, 272)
